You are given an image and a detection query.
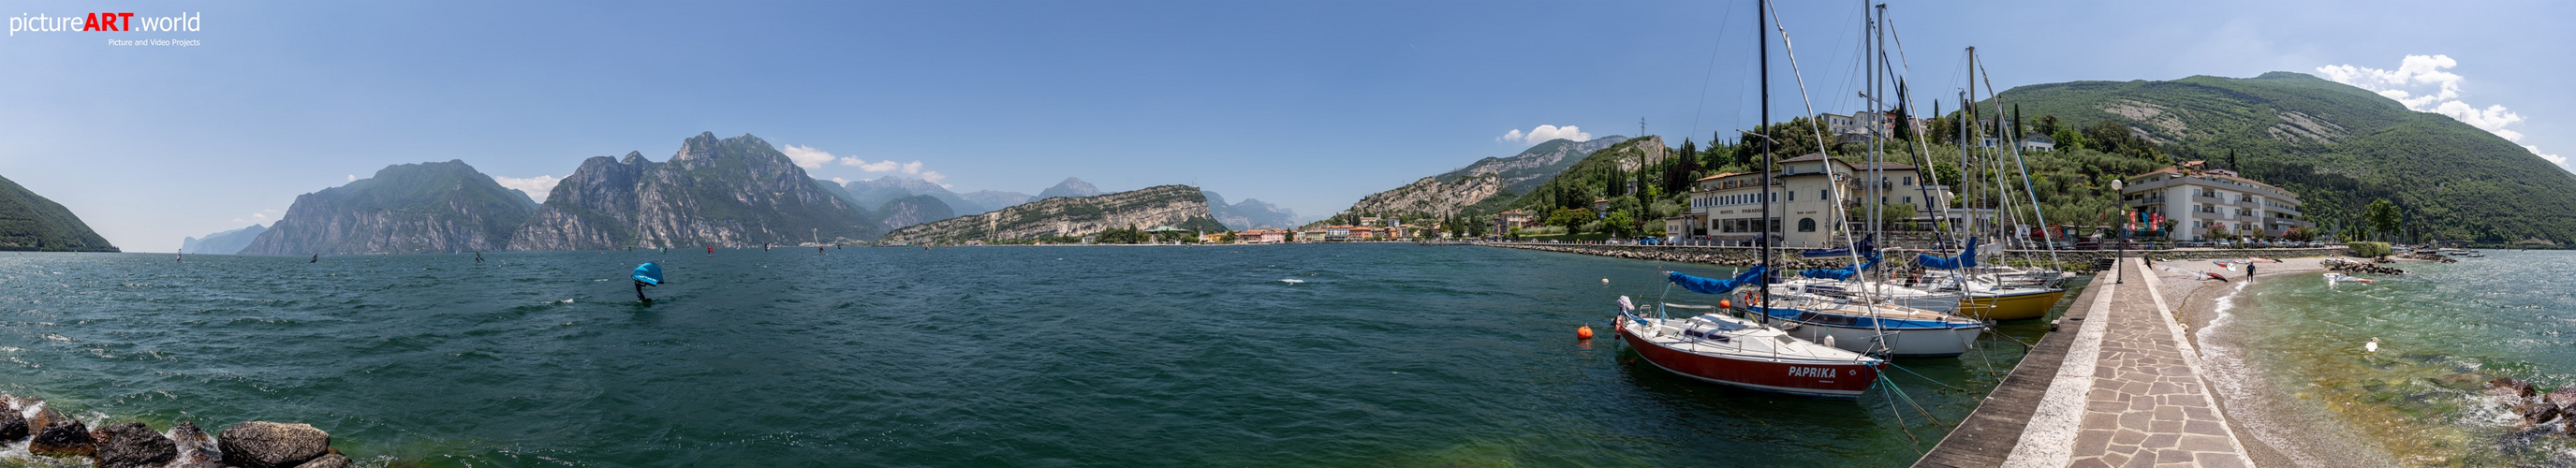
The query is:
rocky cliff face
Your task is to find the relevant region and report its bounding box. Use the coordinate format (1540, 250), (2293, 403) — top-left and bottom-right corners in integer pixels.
(875, 195), (955, 229)
(239, 160), (536, 255)
(1438, 136), (1628, 194)
(0, 173), (118, 252)
(507, 133), (881, 250)
(1332, 137), (1628, 221)
(877, 184), (1217, 245)
(1343, 173), (1507, 220)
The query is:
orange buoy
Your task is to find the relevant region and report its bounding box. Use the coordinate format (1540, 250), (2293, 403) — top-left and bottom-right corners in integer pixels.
(1719, 299), (1732, 309)
(1576, 325), (1595, 340)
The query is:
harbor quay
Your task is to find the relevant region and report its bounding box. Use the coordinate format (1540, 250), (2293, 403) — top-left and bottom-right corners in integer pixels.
(1485, 241), (2350, 466)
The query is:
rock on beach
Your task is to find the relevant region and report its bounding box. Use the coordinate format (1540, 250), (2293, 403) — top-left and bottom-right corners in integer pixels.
(94, 421), (177, 468)
(217, 421), (333, 468)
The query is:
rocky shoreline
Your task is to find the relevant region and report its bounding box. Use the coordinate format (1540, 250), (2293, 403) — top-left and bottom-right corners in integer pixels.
(1, 395), (350, 468)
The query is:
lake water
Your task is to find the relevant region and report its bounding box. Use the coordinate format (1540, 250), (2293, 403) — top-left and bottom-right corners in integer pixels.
(2215, 250), (2576, 466)
(0, 244), (2059, 466)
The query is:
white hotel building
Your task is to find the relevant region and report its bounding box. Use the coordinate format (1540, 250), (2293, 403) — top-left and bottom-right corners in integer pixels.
(2119, 167), (2312, 241)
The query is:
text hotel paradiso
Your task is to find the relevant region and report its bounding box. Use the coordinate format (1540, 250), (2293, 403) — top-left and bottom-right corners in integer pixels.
(9, 11), (202, 46)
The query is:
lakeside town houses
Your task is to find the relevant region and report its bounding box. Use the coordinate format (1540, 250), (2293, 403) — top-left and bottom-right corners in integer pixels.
(2119, 163), (2312, 241)
(1674, 154), (1954, 248)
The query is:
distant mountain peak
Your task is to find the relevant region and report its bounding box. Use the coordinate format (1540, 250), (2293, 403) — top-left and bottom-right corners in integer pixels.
(1038, 177), (1103, 199)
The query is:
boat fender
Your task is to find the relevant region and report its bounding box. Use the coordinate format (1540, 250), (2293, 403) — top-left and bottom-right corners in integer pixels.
(1719, 299), (1732, 309)
(1823, 335), (1836, 348)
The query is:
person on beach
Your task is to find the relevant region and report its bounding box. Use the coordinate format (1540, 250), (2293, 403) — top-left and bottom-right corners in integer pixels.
(2246, 263), (2257, 280)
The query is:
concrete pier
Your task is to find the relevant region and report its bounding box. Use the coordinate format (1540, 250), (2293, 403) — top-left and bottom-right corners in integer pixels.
(1916, 257), (2257, 467)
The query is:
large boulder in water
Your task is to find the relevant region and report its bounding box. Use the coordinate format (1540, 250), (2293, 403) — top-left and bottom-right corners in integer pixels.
(291, 454), (353, 468)
(28, 417), (95, 457)
(2547, 387), (2576, 407)
(169, 421), (223, 468)
(217, 421), (331, 468)
(2490, 377), (2538, 398)
(0, 402), (24, 441)
(2519, 402), (2563, 425)
(94, 421), (177, 468)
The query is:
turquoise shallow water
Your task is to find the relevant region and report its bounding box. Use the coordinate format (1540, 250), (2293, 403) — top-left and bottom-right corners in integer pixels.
(2216, 250), (2576, 466)
(0, 245), (2053, 466)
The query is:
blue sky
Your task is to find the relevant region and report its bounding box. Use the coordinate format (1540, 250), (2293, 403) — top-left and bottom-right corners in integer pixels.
(3, 0), (2566, 252)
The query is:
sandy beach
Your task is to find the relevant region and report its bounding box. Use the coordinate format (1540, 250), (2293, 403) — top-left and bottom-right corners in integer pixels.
(2156, 255), (2407, 467)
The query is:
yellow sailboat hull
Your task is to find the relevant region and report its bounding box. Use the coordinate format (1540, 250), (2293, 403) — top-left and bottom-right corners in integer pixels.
(1953, 288), (2068, 320)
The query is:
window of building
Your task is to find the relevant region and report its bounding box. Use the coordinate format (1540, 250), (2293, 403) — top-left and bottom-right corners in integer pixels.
(1904, 176), (1914, 185)
(1798, 218), (1817, 232)
(1788, 191), (1795, 201)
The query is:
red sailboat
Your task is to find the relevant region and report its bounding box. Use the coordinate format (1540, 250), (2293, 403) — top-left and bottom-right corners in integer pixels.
(1612, 0), (1879, 399)
(1617, 269), (1884, 399)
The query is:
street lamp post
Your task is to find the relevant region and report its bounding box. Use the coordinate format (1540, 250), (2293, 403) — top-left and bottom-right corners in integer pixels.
(2112, 178), (2126, 284)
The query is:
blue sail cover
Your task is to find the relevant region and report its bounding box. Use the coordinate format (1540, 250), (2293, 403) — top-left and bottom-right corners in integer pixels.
(1800, 234), (1876, 258)
(1669, 266), (1768, 295)
(1801, 254), (1881, 280)
(1915, 237), (1980, 270)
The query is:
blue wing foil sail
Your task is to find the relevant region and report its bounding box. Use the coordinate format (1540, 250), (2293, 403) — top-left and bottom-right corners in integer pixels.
(633, 262), (664, 285)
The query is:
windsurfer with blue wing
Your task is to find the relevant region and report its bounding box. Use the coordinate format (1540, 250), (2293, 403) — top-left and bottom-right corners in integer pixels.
(633, 262), (664, 302)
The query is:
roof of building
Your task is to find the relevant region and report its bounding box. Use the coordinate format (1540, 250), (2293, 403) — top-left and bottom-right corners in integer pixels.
(1694, 171), (1749, 182)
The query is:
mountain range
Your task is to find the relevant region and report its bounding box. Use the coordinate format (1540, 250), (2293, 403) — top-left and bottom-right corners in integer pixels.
(1336, 136), (1629, 222)
(877, 184), (1227, 245)
(1202, 190), (1301, 229)
(1037, 177), (1103, 199)
(507, 133), (881, 250)
(239, 160), (537, 255)
(1997, 71), (2576, 243)
(0, 173), (117, 252)
(182, 224), (267, 255)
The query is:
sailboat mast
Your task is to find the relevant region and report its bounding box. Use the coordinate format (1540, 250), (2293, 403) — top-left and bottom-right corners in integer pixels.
(1758, 0), (1773, 323)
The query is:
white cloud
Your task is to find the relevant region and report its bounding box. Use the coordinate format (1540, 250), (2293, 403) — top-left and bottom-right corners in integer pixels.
(346, 174), (356, 182)
(493, 175), (563, 202)
(1498, 124), (1592, 145)
(788, 144), (951, 187)
(830, 177), (850, 184)
(779, 144), (836, 169)
(2318, 55), (2565, 170)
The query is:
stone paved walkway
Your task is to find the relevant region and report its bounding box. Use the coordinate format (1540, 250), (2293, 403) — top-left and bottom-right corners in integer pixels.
(2009, 258), (2253, 467)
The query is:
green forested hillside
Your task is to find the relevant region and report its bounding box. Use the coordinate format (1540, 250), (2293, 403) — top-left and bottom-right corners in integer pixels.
(1993, 72), (2576, 243)
(0, 173), (118, 252)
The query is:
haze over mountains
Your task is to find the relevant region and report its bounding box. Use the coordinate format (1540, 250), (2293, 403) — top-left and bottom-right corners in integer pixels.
(182, 224), (266, 255)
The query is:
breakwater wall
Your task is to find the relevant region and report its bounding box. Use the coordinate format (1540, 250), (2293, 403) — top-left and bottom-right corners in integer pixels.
(0, 394), (354, 468)
(1481, 242), (2348, 272)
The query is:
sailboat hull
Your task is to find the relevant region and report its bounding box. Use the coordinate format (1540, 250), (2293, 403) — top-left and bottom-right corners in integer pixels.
(1954, 288), (2067, 320)
(1769, 319), (1982, 358)
(1618, 324), (1881, 399)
